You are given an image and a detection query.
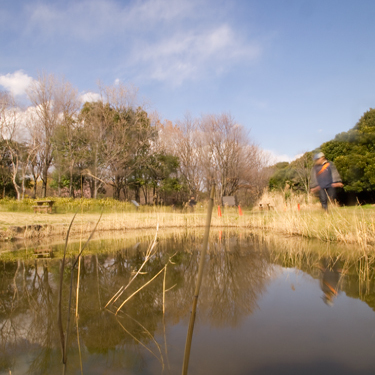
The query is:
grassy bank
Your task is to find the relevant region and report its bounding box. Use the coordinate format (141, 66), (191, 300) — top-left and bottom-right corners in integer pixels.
(0, 197), (167, 214)
(1, 197), (375, 247)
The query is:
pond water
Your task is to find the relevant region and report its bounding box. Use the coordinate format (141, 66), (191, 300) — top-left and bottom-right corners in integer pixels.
(1, 230), (375, 375)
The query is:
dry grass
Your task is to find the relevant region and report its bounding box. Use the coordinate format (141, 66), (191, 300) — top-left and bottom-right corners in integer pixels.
(249, 190), (375, 247)
(0, 211), (207, 236)
(2, 192), (375, 248)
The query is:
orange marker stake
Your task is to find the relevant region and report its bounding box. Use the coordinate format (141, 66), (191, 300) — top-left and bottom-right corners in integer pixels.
(218, 205), (222, 217)
(238, 205), (243, 216)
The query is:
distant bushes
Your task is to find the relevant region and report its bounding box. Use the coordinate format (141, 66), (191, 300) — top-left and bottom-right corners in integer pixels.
(0, 197), (143, 213)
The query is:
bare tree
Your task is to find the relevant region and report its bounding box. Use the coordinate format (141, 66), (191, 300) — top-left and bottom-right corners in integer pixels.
(27, 73), (79, 198)
(158, 112), (268, 204)
(237, 147), (272, 205)
(199, 113), (255, 199)
(0, 92), (22, 199)
(291, 152), (314, 201)
(159, 114), (204, 197)
(0, 92), (39, 200)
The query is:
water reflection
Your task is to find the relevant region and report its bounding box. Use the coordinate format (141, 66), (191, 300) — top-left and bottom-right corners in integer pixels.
(0, 231), (375, 374)
(318, 259), (343, 306)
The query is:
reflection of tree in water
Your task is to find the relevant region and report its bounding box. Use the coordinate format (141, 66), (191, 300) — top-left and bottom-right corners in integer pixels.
(0, 259), (61, 374)
(2, 231), (375, 374)
(0, 260), (20, 371)
(0, 233), (272, 373)
(159, 232), (271, 328)
(201, 235), (270, 327)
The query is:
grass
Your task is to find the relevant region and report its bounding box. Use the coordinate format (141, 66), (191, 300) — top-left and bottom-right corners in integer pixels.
(0, 196), (175, 214)
(1, 193), (375, 247)
(251, 190), (375, 246)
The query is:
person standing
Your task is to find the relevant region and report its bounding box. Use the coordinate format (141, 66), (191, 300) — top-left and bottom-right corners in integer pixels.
(310, 152), (343, 211)
(188, 196), (197, 212)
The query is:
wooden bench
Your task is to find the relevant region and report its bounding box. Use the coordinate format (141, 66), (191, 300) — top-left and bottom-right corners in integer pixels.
(33, 200), (55, 214)
(34, 248), (53, 257)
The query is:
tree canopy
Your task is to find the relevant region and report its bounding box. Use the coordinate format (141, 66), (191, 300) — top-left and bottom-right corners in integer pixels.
(321, 108), (375, 193)
(0, 76), (269, 205)
(268, 108), (375, 202)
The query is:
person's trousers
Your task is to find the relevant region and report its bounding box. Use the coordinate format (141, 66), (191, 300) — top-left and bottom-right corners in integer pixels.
(319, 187), (336, 210)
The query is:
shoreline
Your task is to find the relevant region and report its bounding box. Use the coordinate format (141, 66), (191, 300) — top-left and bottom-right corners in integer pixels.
(1, 207), (375, 247)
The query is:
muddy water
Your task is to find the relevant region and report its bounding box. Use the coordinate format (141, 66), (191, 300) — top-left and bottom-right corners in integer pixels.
(1, 230), (375, 374)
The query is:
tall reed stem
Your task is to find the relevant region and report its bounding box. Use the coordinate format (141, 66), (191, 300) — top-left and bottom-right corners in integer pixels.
(182, 184), (215, 375)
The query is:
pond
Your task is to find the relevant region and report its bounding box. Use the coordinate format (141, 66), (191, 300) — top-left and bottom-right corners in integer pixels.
(1, 229), (375, 375)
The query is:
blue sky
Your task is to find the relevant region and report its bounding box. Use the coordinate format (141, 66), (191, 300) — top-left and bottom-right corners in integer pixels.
(1, 0), (375, 161)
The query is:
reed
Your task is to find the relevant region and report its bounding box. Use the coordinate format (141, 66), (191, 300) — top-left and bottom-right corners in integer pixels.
(105, 224), (160, 309)
(182, 185), (215, 375)
(57, 211), (77, 372)
(2, 191), (375, 247)
(56, 209), (102, 375)
(245, 199), (375, 247)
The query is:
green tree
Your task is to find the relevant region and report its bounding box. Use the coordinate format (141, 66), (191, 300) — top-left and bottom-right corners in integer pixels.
(109, 106), (156, 200)
(268, 162), (294, 191)
(321, 108), (375, 193)
(52, 117), (88, 197)
(0, 140), (15, 197)
(79, 101), (112, 198)
(144, 153), (182, 204)
(79, 88), (156, 200)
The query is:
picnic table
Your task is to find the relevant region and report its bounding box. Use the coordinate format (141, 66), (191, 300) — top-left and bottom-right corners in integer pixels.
(33, 200), (55, 214)
(34, 247), (53, 257)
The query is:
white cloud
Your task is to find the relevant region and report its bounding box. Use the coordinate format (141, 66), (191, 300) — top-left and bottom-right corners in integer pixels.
(0, 106), (36, 142)
(0, 70), (34, 96)
(25, 0), (197, 40)
(126, 0), (195, 24)
(18, 0), (264, 85)
(79, 92), (101, 103)
(265, 150), (303, 164)
(114, 78), (120, 86)
(131, 25), (261, 85)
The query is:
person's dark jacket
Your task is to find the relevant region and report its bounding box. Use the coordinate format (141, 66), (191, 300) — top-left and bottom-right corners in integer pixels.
(311, 161), (342, 189)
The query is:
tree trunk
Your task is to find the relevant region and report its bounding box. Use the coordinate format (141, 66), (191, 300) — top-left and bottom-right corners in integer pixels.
(135, 186), (140, 203)
(94, 148), (98, 199)
(142, 185), (148, 204)
(21, 177), (25, 200)
(121, 185), (128, 201)
(13, 176), (21, 201)
(88, 178), (95, 198)
(42, 164), (48, 198)
(113, 185), (121, 200)
(10, 160), (21, 201)
(33, 178), (37, 198)
(58, 171), (61, 197)
(113, 175), (122, 200)
(69, 170), (73, 197)
(42, 179), (47, 198)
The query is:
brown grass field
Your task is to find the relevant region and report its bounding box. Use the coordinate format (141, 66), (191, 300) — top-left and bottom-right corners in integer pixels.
(1, 200), (375, 248)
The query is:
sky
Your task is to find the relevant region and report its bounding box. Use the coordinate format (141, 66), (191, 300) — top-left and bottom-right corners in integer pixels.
(1, 0), (375, 162)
